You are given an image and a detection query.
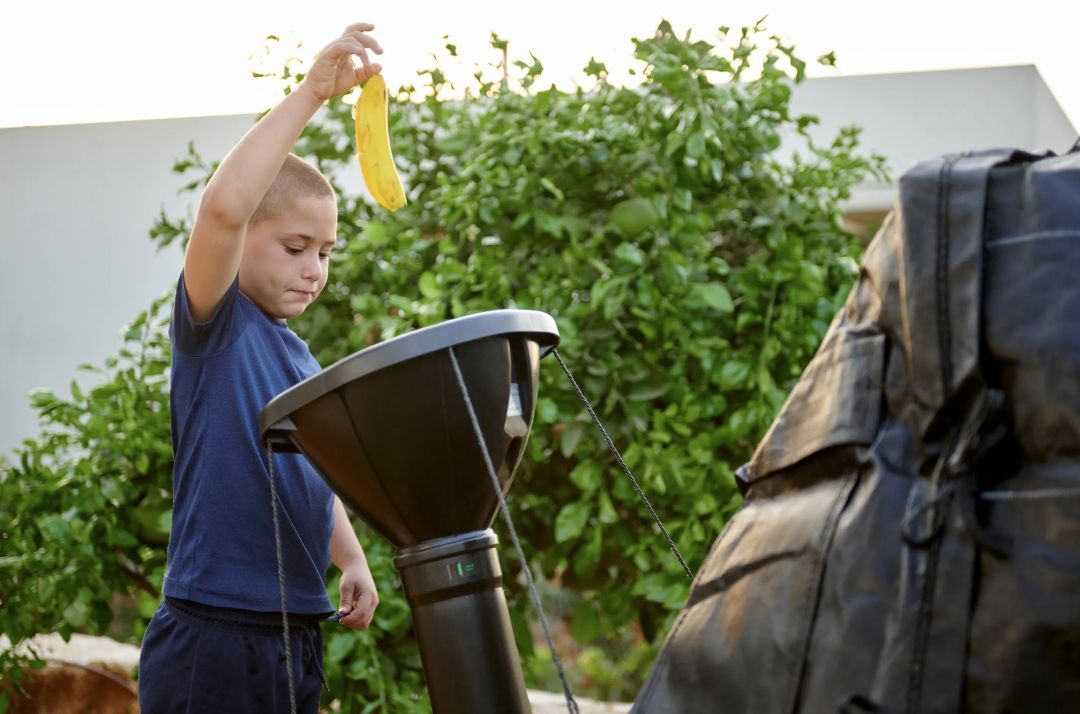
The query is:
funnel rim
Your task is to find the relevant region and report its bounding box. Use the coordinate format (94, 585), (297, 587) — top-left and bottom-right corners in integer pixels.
(259, 308), (559, 442)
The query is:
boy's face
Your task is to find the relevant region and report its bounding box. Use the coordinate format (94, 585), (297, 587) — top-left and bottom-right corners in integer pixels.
(239, 195), (338, 322)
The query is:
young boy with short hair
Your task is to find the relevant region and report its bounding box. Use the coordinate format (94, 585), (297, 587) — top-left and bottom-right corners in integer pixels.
(138, 22), (385, 714)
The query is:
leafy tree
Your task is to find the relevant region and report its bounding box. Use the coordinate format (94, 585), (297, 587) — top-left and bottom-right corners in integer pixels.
(1, 19), (884, 711)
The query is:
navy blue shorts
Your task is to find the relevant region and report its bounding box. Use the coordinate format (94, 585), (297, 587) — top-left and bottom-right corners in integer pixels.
(138, 597), (327, 714)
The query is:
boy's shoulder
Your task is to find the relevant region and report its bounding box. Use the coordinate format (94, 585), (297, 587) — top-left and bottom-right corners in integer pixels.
(172, 273), (265, 358)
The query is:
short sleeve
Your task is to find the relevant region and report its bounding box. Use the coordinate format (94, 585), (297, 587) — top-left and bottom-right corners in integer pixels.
(171, 271), (246, 356)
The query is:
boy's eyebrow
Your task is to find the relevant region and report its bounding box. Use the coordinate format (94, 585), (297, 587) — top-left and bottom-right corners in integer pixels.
(286, 233), (337, 247)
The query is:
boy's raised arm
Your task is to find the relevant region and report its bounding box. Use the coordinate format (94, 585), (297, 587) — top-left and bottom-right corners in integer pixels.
(183, 23), (383, 322)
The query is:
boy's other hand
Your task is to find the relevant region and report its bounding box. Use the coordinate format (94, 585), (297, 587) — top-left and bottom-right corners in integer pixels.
(337, 562), (379, 630)
(300, 22), (384, 105)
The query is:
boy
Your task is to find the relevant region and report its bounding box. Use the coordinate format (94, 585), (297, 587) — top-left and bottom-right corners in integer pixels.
(138, 23), (385, 714)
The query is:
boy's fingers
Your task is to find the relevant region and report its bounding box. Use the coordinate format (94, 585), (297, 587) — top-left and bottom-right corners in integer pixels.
(331, 38), (378, 70)
(315, 41), (360, 69)
(343, 29), (383, 55)
(343, 22), (375, 34)
(341, 581), (362, 606)
(355, 64), (383, 83)
(338, 610), (362, 628)
(356, 48), (372, 70)
(329, 39), (370, 59)
(338, 605), (373, 629)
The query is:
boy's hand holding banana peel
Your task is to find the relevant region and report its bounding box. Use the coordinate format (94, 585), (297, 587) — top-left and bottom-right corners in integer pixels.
(298, 23), (407, 213)
(300, 22), (383, 105)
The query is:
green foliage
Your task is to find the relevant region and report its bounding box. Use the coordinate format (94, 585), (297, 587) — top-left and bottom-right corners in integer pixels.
(2, 18), (884, 711)
(529, 630), (659, 703)
(0, 295), (173, 684)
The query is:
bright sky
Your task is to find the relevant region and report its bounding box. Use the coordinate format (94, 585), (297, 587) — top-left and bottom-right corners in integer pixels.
(2, 0), (1079, 130)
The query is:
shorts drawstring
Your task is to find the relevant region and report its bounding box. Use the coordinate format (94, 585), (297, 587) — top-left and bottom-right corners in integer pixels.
(303, 625), (328, 692)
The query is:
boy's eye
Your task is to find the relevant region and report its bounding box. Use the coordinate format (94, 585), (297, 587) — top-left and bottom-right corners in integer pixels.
(285, 246), (303, 255)
(319, 253), (331, 260)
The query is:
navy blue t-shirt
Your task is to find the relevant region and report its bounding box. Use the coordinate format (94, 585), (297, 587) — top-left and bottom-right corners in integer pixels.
(164, 273), (335, 614)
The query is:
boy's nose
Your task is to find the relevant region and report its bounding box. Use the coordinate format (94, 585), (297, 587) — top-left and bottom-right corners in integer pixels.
(300, 254), (322, 280)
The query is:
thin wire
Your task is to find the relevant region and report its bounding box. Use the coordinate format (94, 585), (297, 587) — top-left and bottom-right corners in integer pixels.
(447, 347), (580, 714)
(267, 440), (298, 714)
(979, 487), (1080, 501)
(552, 349), (695, 582)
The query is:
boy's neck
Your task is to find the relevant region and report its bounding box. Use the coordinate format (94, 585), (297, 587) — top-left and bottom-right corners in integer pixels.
(239, 289), (288, 325)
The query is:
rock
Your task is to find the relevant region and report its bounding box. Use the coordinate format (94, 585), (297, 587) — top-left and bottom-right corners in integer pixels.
(1, 633), (139, 714)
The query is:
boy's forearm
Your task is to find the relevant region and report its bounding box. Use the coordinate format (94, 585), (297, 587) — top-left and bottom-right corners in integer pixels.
(200, 85), (325, 226)
(330, 496), (368, 571)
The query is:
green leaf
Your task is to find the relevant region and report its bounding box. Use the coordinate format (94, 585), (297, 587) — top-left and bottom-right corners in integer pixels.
(28, 388), (57, 409)
(536, 397), (558, 424)
(569, 600), (605, 643)
(554, 501), (591, 543)
(574, 524), (603, 575)
(360, 220), (389, 248)
(672, 188), (693, 212)
(539, 177), (565, 202)
(327, 633), (357, 663)
(598, 492), (618, 524)
(417, 272), (441, 299)
(534, 212), (563, 236)
(719, 361), (751, 390)
(686, 132), (707, 159)
(38, 514), (72, 541)
(613, 243), (645, 267)
(697, 282), (734, 313)
(627, 375), (672, 401)
(609, 198), (660, 237)
(62, 590), (92, 628)
(559, 421), (586, 459)
(568, 460), (602, 492)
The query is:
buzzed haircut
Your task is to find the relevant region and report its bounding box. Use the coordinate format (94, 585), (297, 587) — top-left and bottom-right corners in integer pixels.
(249, 153), (336, 227)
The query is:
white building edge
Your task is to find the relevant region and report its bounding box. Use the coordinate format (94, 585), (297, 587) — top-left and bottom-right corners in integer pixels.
(792, 64), (1078, 235)
(1, 65), (1076, 456)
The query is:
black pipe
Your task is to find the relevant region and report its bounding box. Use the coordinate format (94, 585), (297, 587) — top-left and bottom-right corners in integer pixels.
(394, 530), (531, 714)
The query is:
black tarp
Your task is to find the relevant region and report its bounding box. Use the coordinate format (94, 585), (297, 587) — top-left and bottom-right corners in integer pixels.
(632, 148), (1080, 713)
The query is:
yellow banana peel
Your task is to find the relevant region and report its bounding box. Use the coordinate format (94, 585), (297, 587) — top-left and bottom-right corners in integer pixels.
(354, 74), (407, 212)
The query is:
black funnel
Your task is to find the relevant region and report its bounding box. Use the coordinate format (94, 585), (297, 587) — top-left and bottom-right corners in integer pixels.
(260, 309), (559, 714)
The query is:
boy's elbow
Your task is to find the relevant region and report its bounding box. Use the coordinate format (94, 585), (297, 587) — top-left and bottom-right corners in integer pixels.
(197, 188), (250, 232)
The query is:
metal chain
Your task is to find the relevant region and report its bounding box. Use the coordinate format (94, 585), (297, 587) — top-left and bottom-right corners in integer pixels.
(266, 440), (298, 714)
(447, 347), (580, 714)
(552, 349), (695, 582)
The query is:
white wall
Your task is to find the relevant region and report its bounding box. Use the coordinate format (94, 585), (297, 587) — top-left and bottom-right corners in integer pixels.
(0, 115), (254, 456)
(788, 65), (1078, 211)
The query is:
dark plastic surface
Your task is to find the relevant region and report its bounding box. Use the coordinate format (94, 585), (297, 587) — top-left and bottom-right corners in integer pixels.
(257, 309), (559, 548)
(260, 309), (557, 444)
